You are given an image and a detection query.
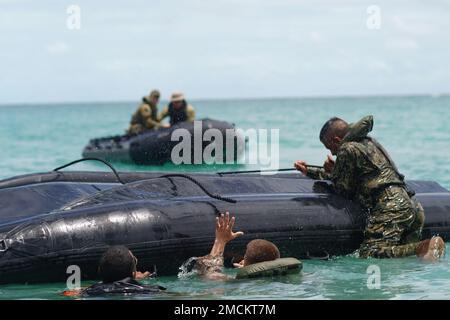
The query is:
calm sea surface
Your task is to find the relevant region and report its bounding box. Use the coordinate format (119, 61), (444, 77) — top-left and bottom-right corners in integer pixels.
(0, 96), (449, 299)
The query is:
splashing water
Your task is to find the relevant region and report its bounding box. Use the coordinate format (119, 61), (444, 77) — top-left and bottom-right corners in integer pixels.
(177, 257), (199, 279)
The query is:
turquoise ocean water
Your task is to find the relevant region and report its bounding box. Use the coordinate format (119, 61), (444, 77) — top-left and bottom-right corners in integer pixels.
(0, 96), (449, 299)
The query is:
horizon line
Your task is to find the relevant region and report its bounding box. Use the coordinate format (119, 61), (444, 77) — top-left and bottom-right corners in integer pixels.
(0, 92), (449, 107)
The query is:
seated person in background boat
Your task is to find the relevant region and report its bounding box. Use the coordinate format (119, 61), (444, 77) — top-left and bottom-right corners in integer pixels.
(127, 89), (167, 135)
(294, 115), (445, 261)
(158, 92), (195, 127)
(62, 245), (165, 297)
(191, 212), (282, 280)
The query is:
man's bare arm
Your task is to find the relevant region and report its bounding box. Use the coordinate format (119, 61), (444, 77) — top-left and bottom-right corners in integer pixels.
(209, 212), (244, 257)
(193, 212), (243, 279)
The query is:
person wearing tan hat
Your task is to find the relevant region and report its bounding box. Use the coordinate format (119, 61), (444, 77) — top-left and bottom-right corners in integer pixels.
(157, 92), (195, 126)
(127, 89), (165, 135)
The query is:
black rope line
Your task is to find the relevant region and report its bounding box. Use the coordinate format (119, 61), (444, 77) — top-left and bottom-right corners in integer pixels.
(217, 165), (323, 176)
(53, 158), (125, 185)
(158, 174), (237, 204)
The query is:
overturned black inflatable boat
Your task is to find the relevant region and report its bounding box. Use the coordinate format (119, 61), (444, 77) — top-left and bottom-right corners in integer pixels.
(0, 169), (449, 284)
(82, 118), (244, 165)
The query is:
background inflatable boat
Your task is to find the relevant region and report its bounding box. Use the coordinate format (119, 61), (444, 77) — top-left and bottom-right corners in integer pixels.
(82, 118), (244, 164)
(0, 170), (449, 284)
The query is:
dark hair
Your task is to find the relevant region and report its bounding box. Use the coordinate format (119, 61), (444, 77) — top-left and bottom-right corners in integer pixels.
(319, 117), (348, 142)
(98, 246), (136, 283)
(244, 239), (280, 265)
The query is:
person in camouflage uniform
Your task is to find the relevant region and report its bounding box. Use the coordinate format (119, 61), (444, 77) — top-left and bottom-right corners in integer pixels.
(127, 90), (165, 135)
(295, 116), (445, 261)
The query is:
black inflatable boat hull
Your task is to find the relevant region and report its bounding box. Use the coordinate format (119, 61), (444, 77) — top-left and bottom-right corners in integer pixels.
(0, 171), (449, 284)
(82, 118), (243, 164)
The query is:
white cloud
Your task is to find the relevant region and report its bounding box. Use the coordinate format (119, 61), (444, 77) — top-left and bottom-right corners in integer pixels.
(96, 58), (175, 74)
(46, 42), (69, 55)
(392, 15), (436, 36)
(367, 60), (393, 74)
(309, 31), (323, 44)
(385, 38), (419, 50)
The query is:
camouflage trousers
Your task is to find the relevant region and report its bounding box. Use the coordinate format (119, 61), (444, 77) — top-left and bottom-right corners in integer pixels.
(358, 186), (425, 259)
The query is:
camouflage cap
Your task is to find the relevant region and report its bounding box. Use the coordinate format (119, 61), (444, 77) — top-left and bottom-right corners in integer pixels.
(143, 89), (160, 103)
(149, 89), (160, 98)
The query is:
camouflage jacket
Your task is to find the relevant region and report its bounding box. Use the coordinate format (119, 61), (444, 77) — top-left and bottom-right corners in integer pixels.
(306, 116), (405, 209)
(129, 98), (161, 130)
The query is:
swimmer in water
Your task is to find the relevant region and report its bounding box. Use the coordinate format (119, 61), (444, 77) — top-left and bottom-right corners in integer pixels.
(62, 245), (165, 297)
(189, 212), (281, 280)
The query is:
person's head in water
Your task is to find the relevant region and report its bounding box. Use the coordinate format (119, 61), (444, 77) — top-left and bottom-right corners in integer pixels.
(319, 117), (349, 155)
(170, 92), (187, 110)
(98, 246), (137, 283)
(243, 239), (280, 266)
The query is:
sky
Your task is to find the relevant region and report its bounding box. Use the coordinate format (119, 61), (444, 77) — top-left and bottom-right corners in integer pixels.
(0, 0), (449, 104)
